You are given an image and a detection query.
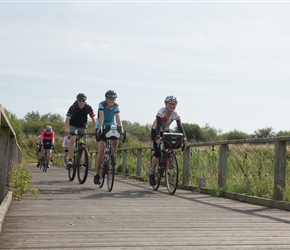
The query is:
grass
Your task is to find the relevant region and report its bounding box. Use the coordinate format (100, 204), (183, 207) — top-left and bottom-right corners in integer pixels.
(129, 143), (290, 201)
(187, 143), (290, 201)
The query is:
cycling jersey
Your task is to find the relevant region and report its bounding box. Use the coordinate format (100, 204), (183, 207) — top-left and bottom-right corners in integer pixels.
(41, 130), (55, 143)
(96, 102), (120, 129)
(62, 136), (70, 149)
(151, 107), (181, 132)
(66, 101), (95, 128)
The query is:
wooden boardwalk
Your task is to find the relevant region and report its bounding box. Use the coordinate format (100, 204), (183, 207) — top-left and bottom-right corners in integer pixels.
(1, 165), (290, 249)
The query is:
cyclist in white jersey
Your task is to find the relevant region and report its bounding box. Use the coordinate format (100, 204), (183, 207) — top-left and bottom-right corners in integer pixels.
(149, 95), (188, 186)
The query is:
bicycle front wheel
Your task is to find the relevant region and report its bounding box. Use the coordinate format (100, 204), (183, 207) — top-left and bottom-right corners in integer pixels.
(77, 146), (89, 184)
(43, 161), (48, 172)
(165, 152), (178, 195)
(68, 154), (77, 181)
(39, 158), (43, 170)
(43, 154), (48, 172)
(107, 149), (115, 192)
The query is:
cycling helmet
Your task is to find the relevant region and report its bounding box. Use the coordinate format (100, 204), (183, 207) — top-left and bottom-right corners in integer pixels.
(164, 95), (178, 103)
(105, 90), (117, 98)
(46, 126), (52, 132)
(76, 93), (87, 101)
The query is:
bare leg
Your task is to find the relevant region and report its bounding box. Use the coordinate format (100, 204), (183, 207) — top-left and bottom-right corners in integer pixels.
(68, 135), (76, 160)
(151, 156), (158, 173)
(95, 141), (105, 175)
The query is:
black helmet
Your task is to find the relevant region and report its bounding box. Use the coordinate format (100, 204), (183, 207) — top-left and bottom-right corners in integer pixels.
(105, 90), (117, 98)
(76, 93), (87, 101)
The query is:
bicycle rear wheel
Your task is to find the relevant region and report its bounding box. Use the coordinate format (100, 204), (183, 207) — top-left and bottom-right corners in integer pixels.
(165, 152), (178, 195)
(151, 155), (161, 191)
(77, 146), (89, 184)
(68, 154), (77, 181)
(107, 149), (115, 192)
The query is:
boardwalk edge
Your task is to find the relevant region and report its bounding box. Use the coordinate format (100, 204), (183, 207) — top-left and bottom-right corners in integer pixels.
(0, 191), (13, 233)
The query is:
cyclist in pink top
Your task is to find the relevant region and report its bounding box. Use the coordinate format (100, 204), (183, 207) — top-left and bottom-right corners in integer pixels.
(149, 95), (188, 186)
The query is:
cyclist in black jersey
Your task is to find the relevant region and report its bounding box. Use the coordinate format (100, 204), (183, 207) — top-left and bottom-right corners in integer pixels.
(65, 93), (96, 169)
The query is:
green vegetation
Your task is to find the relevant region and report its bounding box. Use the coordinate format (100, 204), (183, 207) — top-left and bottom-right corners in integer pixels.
(3, 107), (290, 201)
(7, 161), (39, 200)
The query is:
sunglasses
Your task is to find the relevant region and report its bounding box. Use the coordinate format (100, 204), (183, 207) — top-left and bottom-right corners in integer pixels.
(78, 100), (85, 103)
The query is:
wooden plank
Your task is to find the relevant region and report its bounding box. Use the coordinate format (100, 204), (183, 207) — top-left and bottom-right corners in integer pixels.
(1, 165), (290, 249)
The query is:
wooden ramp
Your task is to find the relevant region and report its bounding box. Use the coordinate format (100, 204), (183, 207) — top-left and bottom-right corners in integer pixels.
(1, 165), (290, 249)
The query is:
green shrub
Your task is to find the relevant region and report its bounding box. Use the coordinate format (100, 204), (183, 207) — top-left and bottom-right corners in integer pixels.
(8, 161), (39, 200)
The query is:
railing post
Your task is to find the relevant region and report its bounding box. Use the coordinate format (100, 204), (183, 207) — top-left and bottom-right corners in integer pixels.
(182, 147), (190, 185)
(122, 150), (127, 175)
(137, 149), (142, 177)
(274, 141), (286, 201)
(218, 144), (228, 189)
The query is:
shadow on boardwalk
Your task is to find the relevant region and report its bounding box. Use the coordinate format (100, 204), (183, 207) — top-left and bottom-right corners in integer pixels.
(1, 165), (290, 249)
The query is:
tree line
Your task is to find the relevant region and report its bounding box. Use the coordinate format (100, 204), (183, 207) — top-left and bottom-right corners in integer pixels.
(4, 109), (290, 161)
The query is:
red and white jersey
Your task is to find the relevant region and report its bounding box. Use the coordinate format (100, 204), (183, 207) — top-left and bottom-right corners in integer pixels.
(151, 107), (180, 132)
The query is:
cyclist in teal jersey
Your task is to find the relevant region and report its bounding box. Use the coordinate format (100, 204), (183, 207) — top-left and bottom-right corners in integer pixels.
(94, 90), (124, 184)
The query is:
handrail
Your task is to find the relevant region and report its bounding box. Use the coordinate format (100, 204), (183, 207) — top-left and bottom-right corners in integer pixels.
(0, 105), (22, 204)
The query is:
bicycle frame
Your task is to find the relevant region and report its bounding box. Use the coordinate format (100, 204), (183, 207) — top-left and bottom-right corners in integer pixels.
(68, 131), (92, 184)
(99, 124), (126, 192)
(151, 133), (185, 195)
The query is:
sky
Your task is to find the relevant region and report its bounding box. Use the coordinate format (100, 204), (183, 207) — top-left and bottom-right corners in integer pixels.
(0, 0), (290, 135)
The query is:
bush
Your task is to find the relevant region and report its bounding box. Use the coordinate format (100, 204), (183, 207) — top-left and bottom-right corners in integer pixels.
(8, 161), (39, 200)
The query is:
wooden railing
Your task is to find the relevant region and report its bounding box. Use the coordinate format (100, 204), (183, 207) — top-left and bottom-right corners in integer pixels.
(53, 135), (290, 209)
(86, 136), (290, 209)
(0, 105), (21, 204)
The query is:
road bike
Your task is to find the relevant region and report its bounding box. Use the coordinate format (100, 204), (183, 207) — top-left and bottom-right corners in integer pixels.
(99, 125), (126, 192)
(39, 150), (48, 172)
(68, 131), (94, 184)
(151, 132), (185, 195)
(39, 143), (53, 172)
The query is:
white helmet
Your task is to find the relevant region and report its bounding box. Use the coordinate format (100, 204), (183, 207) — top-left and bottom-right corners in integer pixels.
(164, 95), (178, 103)
(46, 126), (52, 132)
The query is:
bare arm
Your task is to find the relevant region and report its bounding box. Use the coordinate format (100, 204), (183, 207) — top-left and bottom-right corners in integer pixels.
(91, 116), (96, 132)
(98, 110), (104, 131)
(65, 116), (71, 134)
(115, 112), (123, 133)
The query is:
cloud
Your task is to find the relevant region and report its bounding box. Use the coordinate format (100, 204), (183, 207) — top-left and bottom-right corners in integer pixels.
(67, 33), (93, 51)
